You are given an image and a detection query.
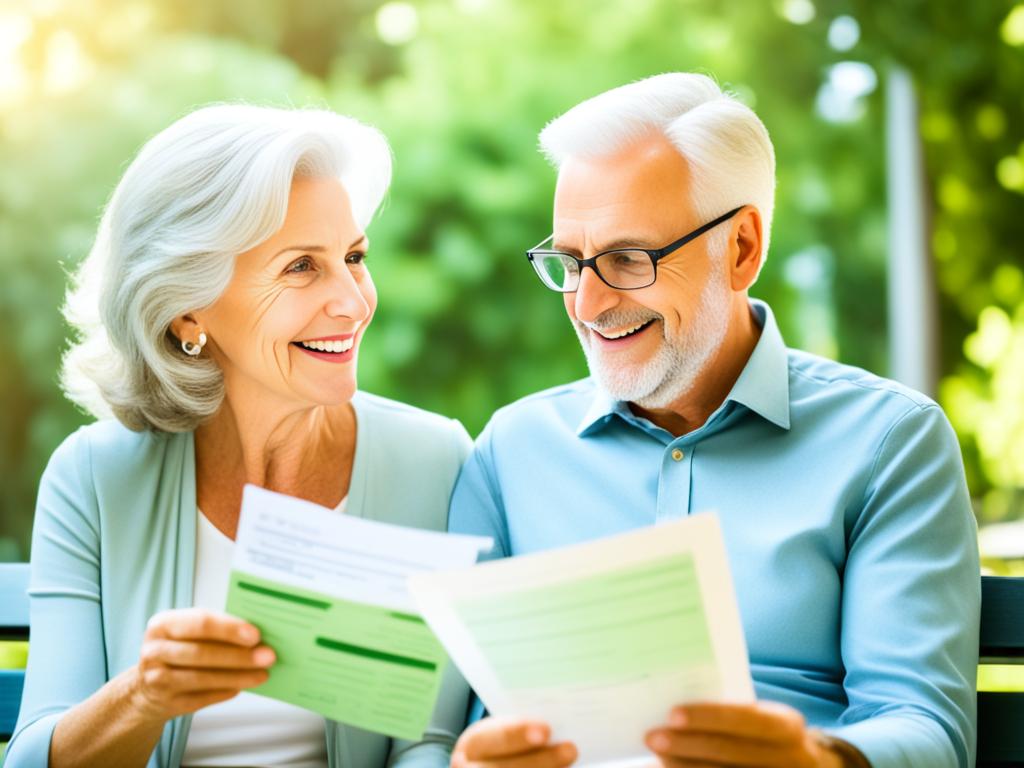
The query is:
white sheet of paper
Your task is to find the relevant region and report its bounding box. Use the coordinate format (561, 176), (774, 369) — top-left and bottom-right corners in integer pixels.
(234, 484), (493, 611)
(408, 511), (754, 767)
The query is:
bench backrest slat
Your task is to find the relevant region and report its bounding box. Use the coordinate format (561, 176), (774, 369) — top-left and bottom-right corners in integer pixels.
(0, 562), (29, 744)
(978, 576), (1024, 767)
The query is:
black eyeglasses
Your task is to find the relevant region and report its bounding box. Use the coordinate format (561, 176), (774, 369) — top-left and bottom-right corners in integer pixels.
(526, 206), (743, 292)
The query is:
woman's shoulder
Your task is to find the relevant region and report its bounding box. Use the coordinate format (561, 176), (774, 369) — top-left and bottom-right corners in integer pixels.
(44, 419), (188, 492)
(355, 391), (469, 441)
(353, 391), (472, 469)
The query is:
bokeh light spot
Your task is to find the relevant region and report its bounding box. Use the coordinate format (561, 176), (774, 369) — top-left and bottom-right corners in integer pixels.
(43, 29), (94, 95)
(827, 15), (860, 51)
(1001, 5), (1024, 46)
(376, 2), (419, 46)
(976, 104), (1006, 140)
(997, 156), (1024, 192)
(776, 0), (816, 24)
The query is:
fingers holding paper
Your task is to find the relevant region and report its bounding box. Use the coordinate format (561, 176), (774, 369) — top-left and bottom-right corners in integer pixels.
(452, 717), (578, 768)
(129, 608), (276, 722)
(644, 701), (842, 768)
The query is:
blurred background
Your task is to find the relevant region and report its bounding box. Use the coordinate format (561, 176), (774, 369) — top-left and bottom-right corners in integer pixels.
(0, 0), (1022, 567)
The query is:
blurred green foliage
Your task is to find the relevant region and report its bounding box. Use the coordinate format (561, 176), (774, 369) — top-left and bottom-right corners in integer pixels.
(0, 0), (1022, 559)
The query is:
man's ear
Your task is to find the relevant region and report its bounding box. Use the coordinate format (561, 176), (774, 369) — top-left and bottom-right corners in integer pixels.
(729, 206), (764, 292)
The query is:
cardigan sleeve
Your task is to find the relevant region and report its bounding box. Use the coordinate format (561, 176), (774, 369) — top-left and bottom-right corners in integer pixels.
(4, 429), (112, 768)
(384, 415), (474, 768)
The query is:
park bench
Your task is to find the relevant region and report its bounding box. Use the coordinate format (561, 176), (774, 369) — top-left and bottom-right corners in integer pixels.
(1, 564), (1022, 764)
(977, 575), (1024, 766)
(0, 563), (29, 749)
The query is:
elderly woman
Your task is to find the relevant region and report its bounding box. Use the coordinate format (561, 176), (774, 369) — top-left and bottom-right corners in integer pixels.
(6, 106), (471, 768)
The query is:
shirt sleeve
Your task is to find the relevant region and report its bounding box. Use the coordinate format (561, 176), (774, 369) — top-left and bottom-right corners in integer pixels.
(827, 404), (979, 768)
(4, 429), (112, 768)
(447, 421), (511, 561)
(441, 421), (514, 728)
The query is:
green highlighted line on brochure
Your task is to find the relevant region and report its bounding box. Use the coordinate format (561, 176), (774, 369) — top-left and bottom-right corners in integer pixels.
(237, 580), (331, 610)
(315, 636), (439, 671)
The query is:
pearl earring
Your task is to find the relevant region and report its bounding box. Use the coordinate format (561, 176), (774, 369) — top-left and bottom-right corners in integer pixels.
(182, 331), (207, 357)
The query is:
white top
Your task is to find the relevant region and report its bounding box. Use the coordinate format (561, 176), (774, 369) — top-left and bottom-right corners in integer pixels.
(182, 498), (346, 768)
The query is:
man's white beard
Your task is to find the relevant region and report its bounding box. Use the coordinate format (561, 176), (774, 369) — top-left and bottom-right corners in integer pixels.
(573, 266), (731, 409)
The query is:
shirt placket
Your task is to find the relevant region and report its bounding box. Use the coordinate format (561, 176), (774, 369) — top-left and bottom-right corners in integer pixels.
(656, 438), (694, 522)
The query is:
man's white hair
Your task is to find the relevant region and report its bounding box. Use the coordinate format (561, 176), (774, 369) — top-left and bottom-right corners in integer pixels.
(539, 73), (776, 264)
(62, 104), (392, 433)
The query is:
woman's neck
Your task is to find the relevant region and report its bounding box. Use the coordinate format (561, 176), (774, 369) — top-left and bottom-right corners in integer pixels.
(193, 389), (357, 538)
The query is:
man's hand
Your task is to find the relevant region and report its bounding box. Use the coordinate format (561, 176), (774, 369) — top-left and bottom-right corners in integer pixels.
(452, 717), (578, 768)
(644, 701), (848, 768)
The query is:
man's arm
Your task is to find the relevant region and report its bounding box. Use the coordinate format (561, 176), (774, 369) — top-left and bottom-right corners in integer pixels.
(827, 403), (979, 768)
(446, 426), (577, 768)
(448, 422), (511, 561)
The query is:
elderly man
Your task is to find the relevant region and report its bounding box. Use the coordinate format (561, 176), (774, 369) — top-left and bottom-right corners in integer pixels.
(448, 74), (979, 768)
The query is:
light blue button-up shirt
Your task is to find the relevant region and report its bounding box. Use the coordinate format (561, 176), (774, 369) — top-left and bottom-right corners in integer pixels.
(449, 300), (979, 768)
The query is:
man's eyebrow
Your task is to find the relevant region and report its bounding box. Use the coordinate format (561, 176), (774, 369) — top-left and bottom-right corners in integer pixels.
(552, 236), (656, 255)
(271, 235), (368, 260)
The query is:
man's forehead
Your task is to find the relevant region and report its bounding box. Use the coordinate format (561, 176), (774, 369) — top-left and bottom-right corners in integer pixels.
(551, 138), (694, 248)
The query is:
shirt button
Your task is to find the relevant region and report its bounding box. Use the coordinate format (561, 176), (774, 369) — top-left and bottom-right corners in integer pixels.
(671, 448), (684, 461)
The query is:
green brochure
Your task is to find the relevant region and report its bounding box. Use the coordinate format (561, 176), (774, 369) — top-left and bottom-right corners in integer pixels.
(227, 485), (491, 740)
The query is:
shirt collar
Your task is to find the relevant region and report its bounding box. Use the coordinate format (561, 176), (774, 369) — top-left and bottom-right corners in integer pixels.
(576, 299), (791, 436)
(728, 299), (791, 430)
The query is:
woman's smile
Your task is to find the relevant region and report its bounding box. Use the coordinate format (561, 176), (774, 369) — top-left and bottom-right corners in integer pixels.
(292, 333), (357, 364)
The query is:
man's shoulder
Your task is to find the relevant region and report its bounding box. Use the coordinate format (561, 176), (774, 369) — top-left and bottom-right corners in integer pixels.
(786, 347), (940, 427)
(490, 378), (596, 424)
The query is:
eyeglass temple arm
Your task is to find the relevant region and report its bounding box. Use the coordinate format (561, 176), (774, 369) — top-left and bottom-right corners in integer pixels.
(652, 206), (745, 258)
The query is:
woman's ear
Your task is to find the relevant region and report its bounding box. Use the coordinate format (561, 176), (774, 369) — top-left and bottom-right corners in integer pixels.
(169, 313), (201, 343)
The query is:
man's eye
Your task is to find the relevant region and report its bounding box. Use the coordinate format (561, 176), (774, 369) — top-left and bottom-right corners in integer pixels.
(286, 256), (314, 274)
(346, 251), (368, 265)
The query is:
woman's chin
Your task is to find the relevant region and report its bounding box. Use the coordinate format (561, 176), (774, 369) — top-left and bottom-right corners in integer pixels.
(281, 372), (359, 409)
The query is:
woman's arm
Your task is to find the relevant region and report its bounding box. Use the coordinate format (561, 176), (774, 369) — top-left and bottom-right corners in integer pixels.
(48, 668), (165, 768)
(49, 609), (274, 768)
(4, 432), (274, 768)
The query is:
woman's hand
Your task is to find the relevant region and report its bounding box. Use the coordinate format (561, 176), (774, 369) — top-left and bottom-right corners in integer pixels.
(452, 717), (578, 768)
(127, 608), (276, 722)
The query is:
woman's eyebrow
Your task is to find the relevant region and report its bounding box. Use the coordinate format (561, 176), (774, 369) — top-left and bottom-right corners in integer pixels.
(270, 235), (368, 260)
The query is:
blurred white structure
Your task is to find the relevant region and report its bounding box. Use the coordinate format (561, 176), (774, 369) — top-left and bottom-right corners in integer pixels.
(885, 66), (938, 397)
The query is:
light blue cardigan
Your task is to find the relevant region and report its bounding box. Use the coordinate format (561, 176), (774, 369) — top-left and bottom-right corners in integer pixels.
(6, 392), (473, 768)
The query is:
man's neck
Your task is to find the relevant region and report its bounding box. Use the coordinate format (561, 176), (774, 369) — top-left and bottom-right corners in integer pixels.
(630, 300), (762, 437)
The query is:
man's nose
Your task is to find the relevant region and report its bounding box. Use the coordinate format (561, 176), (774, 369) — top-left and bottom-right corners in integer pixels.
(572, 265), (618, 324)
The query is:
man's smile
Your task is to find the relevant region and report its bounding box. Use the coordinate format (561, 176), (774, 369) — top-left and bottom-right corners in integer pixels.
(590, 318), (657, 346)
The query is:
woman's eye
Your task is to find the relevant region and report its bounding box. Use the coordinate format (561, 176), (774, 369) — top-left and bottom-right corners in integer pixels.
(286, 256), (314, 274)
(345, 251), (367, 265)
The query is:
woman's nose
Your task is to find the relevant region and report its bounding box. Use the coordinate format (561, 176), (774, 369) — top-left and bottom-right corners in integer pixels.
(323, 268), (370, 321)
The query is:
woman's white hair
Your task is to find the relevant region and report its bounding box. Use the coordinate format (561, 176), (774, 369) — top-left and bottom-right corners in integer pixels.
(62, 104), (392, 433)
(539, 73), (776, 265)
